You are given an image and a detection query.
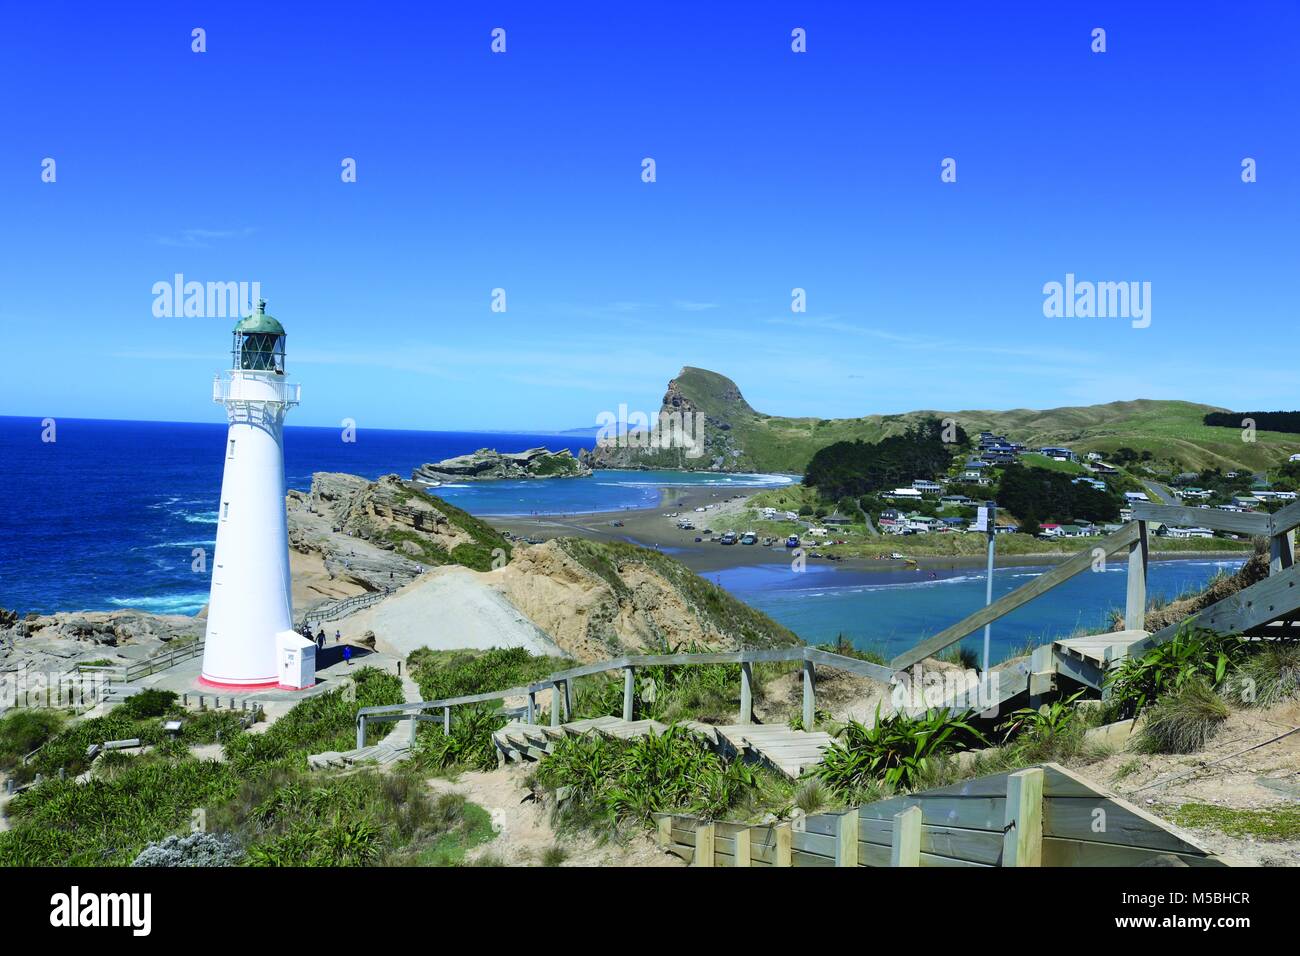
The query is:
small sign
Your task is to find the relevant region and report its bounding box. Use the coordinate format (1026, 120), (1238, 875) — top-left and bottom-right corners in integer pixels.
(973, 506), (989, 532)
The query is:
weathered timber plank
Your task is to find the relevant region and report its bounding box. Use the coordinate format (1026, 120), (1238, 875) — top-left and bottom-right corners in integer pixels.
(891, 523), (1139, 669)
(1132, 502), (1270, 536)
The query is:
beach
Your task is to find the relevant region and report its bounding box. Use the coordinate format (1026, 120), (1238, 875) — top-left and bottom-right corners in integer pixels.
(483, 484), (1251, 577)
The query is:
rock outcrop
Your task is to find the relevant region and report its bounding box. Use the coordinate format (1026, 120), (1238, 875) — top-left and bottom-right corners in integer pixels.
(1, 608), (202, 677)
(412, 447), (589, 483)
(490, 538), (798, 662)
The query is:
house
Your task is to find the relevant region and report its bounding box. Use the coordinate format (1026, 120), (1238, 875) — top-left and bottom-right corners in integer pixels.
(1072, 477), (1107, 491)
(1089, 463), (1118, 475)
(1232, 495), (1262, 510)
(886, 488), (924, 502)
(1290, 454), (1300, 463)
(1277, 491), (1298, 501)
(823, 512), (853, 526)
(906, 514), (943, 533)
(1086, 452), (1103, 461)
(1039, 446), (1078, 462)
(1124, 492), (1150, 503)
(911, 479), (944, 496)
(940, 494), (973, 507)
(1059, 524), (1092, 538)
(993, 518), (1020, 535)
(940, 517), (966, 530)
(1178, 487), (1212, 500)
(1038, 523), (1064, 538)
(1160, 526), (1214, 539)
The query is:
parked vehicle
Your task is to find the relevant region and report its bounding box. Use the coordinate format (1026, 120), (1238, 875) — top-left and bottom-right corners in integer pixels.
(719, 531), (737, 545)
(740, 532), (757, 545)
(785, 535), (800, 548)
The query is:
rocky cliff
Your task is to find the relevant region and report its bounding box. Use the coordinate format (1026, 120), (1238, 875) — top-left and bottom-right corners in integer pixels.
(287, 472), (512, 591)
(412, 446), (589, 483)
(491, 537), (798, 661)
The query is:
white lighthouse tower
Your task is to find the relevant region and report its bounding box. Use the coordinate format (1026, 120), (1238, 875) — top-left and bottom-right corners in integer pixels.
(201, 301), (301, 688)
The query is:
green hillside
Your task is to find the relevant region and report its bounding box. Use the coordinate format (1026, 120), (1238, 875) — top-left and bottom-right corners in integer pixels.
(591, 367), (1300, 475)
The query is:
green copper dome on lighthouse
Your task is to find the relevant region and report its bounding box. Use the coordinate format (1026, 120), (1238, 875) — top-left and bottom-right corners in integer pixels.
(234, 299), (286, 335)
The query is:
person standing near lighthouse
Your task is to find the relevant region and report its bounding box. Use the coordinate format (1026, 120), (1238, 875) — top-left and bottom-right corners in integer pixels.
(200, 300), (301, 688)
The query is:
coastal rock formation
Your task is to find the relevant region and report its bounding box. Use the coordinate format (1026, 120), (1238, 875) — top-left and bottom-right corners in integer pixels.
(583, 367), (750, 473)
(490, 538), (798, 662)
(285, 472), (515, 619)
(412, 447), (589, 483)
(0, 608), (201, 677)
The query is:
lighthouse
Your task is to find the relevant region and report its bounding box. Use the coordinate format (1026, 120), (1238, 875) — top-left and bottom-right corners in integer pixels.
(200, 300), (301, 688)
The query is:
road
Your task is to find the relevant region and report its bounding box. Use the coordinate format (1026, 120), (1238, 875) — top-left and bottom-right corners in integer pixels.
(1141, 480), (1179, 505)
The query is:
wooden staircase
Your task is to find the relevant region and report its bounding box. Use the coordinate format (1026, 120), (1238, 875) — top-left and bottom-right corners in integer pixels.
(493, 715), (671, 763)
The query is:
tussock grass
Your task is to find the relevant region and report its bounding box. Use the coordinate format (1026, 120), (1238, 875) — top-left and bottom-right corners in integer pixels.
(1225, 642), (1300, 707)
(1134, 680), (1229, 754)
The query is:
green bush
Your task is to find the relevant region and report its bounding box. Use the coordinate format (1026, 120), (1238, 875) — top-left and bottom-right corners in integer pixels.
(119, 689), (179, 720)
(1224, 641), (1300, 707)
(1104, 625), (1244, 719)
(1134, 680), (1229, 754)
(408, 647), (563, 704)
(413, 705), (506, 773)
(815, 706), (985, 796)
(0, 710), (66, 772)
(535, 725), (757, 829)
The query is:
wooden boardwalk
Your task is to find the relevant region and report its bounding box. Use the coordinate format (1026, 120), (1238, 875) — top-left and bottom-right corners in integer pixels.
(711, 724), (834, 779)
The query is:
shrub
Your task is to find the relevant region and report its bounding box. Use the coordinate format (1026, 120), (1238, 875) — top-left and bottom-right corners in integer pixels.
(413, 705), (506, 773)
(133, 832), (244, 867)
(119, 689), (179, 720)
(536, 725), (757, 829)
(1224, 642), (1300, 707)
(0, 710), (66, 772)
(1104, 625), (1244, 719)
(1134, 680), (1229, 754)
(408, 647), (563, 704)
(815, 706), (985, 796)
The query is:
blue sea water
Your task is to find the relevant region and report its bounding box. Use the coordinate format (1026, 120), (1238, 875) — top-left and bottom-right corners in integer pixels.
(708, 557), (1244, 664)
(0, 416), (594, 615)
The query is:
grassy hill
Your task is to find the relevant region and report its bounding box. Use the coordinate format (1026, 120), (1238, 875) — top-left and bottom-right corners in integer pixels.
(590, 367), (1300, 476)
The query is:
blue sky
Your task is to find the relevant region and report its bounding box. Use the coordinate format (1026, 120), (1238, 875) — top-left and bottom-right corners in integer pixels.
(1, 2), (1296, 430)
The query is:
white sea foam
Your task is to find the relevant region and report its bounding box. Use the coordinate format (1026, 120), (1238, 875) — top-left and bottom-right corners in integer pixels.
(108, 593), (208, 615)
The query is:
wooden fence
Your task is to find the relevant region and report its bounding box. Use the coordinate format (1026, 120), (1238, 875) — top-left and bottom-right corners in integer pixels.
(656, 762), (1224, 868)
(356, 645), (896, 749)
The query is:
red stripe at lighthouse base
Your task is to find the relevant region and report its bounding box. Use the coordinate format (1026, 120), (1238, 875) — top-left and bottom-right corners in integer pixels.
(198, 675), (280, 690)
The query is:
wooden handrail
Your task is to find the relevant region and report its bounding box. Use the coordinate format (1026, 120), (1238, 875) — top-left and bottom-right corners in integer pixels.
(1131, 501), (1270, 536)
(355, 644), (894, 721)
(889, 522), (1141, 671)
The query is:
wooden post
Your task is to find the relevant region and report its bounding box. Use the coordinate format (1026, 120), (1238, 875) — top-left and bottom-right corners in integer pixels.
(527, 691), (536, 724)
(443, 706), (451, 734)
(622, 666), (635, 721)
(408, 711), (418, 746)
(551, 685), (562, 727)
(656, 814), (673, 849)
(802, 659), (815, 730)
(356, 715), (366, 750)
(1125, 520), (1149, 631)
(1002, 767), (1044, 867)
(739, 661), (753, 725)
(694, 822), (716, 867)
(891, 805), (922, 867)
(563, 679), (574, 721)
(1271, 531), (1295, 576)
(733, 826), (751, 867)
(835, 810), (859, 867)
(774, 822), (792, 867)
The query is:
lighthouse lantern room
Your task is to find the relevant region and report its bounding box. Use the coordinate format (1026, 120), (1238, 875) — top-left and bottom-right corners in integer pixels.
(201, 301), (303, 689)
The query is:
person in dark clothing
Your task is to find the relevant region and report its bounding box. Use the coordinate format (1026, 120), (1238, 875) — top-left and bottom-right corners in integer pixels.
(316, 628), (326, 651)
(343, 645), (353, 666)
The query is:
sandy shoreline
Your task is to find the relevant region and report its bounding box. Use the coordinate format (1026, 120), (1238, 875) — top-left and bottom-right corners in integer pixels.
(483, 485), (1249, 577)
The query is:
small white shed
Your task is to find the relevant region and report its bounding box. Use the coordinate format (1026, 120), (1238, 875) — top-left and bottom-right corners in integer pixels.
(276, 630), (317, 690)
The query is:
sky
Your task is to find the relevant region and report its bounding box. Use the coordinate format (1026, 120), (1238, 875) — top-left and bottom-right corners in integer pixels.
(0, 2), (1296, 431)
